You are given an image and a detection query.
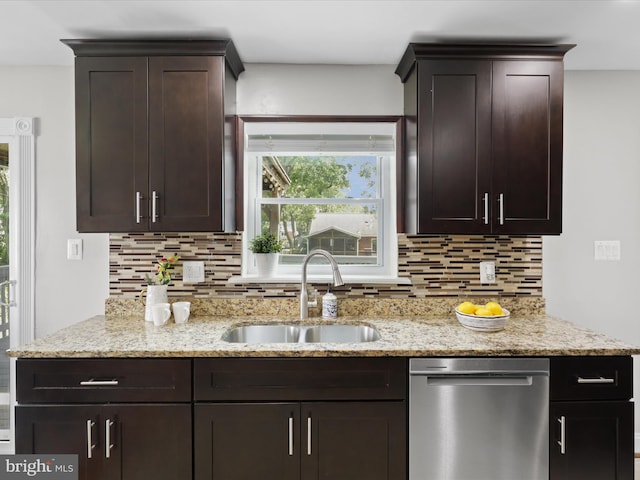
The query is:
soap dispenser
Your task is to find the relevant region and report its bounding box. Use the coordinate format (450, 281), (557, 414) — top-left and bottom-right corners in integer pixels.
(322, 286), (338, 319)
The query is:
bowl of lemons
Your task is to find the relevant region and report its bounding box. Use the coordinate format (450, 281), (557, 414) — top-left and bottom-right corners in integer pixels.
(455, 301), (510, 332)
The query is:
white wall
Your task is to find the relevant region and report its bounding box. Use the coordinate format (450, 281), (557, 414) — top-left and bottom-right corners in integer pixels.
(543, 70), (640, 434)
(237, 64), (402, 115)
(0, 66), (109, 337)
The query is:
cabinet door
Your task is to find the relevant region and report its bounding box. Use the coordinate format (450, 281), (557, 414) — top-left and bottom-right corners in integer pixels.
(194, 403), (300, 480)
(112, 404), (192, 480)
(416, 60), (492, 234)
(550, 401), (634, 480)
(301, 402), (406, 480)
(148, 56), (226, 231)
(16, 404), (191, 480)
(492, 60), (564, 234)
(75, 56), (149, 233)
(16, 405), (110, 480)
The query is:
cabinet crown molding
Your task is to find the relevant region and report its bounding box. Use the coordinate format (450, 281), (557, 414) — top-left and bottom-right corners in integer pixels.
(395, 42), (576, 83)
(61, 38), (244, 79)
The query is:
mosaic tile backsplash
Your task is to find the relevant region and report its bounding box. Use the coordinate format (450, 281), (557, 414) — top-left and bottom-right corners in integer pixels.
(109, 233), (542, 299)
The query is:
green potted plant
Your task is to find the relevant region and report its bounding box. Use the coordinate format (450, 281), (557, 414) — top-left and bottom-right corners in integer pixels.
(249, 233), (283, 277)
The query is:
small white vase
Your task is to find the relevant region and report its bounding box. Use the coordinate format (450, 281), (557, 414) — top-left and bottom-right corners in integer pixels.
(255, 253), (279, 277)
(140, 284), (169, 322)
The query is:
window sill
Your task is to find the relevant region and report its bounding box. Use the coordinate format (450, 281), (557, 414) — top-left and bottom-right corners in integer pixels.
(228, 275), (412, 285)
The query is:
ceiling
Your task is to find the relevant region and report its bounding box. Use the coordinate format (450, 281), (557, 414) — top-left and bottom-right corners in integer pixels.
(2, 0), (640, 69)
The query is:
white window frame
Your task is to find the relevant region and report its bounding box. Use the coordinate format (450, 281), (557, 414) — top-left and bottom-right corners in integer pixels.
(237, 119), (403, 284)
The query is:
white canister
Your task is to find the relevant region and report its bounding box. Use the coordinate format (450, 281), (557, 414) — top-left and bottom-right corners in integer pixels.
(322, 289), (338, 318)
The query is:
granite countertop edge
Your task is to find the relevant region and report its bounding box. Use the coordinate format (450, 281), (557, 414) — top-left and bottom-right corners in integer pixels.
(8, 314), (640, 358)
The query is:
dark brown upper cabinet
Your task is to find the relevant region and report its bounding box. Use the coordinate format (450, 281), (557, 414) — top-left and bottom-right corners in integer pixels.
(396, 43), (574, 235)
(63, 39), (244, 233)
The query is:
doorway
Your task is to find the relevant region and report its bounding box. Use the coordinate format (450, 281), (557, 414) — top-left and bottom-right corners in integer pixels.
(0, 117), (35, 452)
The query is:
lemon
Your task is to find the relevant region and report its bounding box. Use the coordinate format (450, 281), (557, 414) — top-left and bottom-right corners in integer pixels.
(485, 301), (504, 316)
(475, 307), (493, 317)
(457, 301), (476, 315)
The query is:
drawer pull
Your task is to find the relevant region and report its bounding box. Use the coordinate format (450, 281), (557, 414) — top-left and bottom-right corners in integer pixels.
(105, 419), (114, 459)
(557, 416), (566, 454)
(80, 379), (119, 386)
(577, 376), (615, 384)
(86, 420), (96, 459)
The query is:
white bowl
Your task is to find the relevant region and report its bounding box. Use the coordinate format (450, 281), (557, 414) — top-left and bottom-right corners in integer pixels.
(455, 308), (510, 332)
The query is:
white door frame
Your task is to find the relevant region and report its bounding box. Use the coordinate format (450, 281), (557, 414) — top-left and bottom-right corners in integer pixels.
(0, 117), (36, 453)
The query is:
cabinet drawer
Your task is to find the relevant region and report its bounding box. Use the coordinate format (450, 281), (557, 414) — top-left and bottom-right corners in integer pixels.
(17, 358), (192, 403)
(550, 356), (632, 401)
(194, 357), (407, 401)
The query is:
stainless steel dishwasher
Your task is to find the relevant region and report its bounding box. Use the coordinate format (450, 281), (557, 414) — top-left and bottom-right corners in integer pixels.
(409, 358), (550, 480)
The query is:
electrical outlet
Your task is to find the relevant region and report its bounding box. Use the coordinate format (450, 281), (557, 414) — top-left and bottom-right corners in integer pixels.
(183, 261), (205, 283)
(480, 261), (496, 284)
(594, 240), (621, 261)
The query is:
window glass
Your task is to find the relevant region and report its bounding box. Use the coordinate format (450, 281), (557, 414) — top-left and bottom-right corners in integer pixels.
(0, 142), (8, 440)
(244, 122), (397, 278)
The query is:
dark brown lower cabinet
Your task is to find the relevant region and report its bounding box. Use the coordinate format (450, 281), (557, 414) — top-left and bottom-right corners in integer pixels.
(16, 404), (192, 480)
(550, 401), (634, 480)
(194, 401), (406, 480)
(549, 356), (634, 480)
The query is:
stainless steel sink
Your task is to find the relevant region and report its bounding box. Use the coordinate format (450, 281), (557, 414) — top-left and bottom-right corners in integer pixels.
(221, 325), (300, 344)
(221, 324), (380, 344)
(302, 325), (381, 343)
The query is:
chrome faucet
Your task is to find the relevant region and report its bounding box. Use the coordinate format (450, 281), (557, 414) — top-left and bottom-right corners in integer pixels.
(300, 249), (344, 319)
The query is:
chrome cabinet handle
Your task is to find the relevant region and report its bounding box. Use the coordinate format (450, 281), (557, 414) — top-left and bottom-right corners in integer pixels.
(307, 416), (312, 456)
(135, 192), (142, 224)
(80, 379), (119, 386)
(86, 420), (96, 459)
(105, 419), (114, 459)
(577, 376), (615, 384)
(498, 193), (505, 225)
(557, 416), (566, 454)
(288, 417), (294, 456)
(482, 193), (489, 225)
(0, 280), (16, 307)
(152, 191), (158, 223)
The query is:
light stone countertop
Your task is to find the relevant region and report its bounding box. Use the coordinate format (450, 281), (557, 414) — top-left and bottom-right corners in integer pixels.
(7, 314), (640, 358)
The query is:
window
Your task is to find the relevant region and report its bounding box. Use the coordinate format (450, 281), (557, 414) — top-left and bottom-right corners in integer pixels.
(242, 120), (398, 281)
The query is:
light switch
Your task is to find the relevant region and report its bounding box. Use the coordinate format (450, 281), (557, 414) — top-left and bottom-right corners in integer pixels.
(67, 239), (83, 260)
(183, 261), (205, 283)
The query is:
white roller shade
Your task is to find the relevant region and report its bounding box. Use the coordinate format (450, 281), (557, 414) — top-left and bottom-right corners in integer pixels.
(246, 134), (395, 153)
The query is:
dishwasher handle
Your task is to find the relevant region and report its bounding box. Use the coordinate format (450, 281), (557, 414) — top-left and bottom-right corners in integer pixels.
(422, 375), (534, 386)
